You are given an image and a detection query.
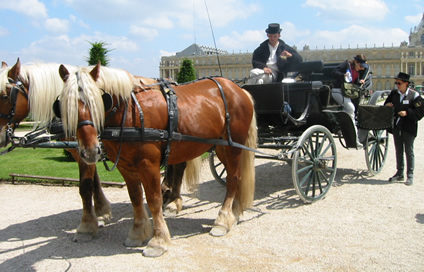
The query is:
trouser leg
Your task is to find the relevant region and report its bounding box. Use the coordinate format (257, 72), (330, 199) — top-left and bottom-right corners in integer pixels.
(402, 131), (415, 179)
(392, 128), (405, 175)
(248, 68), (273, 84)
(332, 89), (359, 143)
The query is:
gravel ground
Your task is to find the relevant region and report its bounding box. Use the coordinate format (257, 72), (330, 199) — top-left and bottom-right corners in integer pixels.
(1, 123), (424, 271)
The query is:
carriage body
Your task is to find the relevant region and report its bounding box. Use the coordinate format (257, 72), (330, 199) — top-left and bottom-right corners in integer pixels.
(210, 61), (392, 203)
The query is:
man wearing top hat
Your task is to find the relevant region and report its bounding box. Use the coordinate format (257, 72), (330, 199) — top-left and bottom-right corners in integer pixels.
(248, 23), (302, 84)
(384, 72), (424, 185)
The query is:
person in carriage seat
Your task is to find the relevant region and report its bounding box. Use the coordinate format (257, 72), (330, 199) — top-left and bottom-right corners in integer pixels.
(331, 54), (371, 147)
(247, 23), (303, 84)
(384, 72), (424, 186)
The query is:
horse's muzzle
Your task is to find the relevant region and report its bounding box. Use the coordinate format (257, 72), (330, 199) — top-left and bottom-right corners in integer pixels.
(78, 145), (102, 164)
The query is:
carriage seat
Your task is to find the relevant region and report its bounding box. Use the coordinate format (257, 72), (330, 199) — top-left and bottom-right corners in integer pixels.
(289, 60), (323, 74)
(243, 81), (321, 116)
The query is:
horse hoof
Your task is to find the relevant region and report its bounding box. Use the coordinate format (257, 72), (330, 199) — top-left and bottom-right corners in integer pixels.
(73, 232), (94, 243)
(143, 246), (166, 258)
(210, 225), (228, 237)
(124, 238), (144, 247)
(97, 219), (106, 228)
(163, 205), (178, 217)
(163, 202), (181, 217)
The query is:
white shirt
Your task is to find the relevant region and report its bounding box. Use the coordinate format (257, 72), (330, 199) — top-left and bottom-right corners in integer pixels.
(266, 42), (279, 80)
(397, 88), (418, 102)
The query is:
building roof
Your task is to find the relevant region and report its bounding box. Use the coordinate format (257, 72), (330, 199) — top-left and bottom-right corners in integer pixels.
(175, 43), (228, 57)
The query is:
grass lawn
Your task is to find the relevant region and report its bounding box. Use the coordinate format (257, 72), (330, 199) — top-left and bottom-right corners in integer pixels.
(0, 147), (125, 184)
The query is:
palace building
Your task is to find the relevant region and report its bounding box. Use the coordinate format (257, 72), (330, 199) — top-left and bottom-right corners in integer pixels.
(160, 13), (424, 92)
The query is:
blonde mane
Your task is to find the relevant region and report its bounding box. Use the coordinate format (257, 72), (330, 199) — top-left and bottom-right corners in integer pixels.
(0, 64), (10, 95)
(18, 63), (77, 125)
(60, 66), (136, 137)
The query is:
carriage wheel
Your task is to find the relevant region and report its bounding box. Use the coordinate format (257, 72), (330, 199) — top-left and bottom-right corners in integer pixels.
(208, 151), (226, 186)
(292, 125), (337, 203)
(364, 129), (389, 176)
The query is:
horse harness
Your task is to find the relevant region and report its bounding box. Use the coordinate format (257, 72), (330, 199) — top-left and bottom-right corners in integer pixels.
(0, 78), (28, 126)
(0, 78), (29, 154)
(97, 77), (245, 172)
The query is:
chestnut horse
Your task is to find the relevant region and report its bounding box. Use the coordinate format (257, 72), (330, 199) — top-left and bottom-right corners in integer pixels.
(0, 59), (112, 242)
(57, 63), (257, 257)
(0, 59), (192, 240)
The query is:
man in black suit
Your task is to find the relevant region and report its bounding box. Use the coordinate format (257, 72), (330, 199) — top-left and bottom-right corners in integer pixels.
(384, 72), (424, 185)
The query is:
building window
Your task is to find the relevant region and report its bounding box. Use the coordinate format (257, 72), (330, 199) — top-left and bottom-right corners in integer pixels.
(386, 64), (391, 77)
(376, 64), (382, 77)
(408, 63), (415, 76)
(409, 51), (414, 58)
(421, 34), (424, 45)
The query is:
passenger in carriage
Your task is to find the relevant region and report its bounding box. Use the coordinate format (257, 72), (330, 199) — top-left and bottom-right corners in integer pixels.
(331, 54), (370, 147)
(247, 23), (303, 84)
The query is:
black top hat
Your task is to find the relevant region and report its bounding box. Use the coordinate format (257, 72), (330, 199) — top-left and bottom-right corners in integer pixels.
(266, 23), (282, 34)
(394, 72), (410, 82)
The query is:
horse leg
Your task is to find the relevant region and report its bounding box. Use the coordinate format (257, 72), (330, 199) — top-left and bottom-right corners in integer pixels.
(73, 159), (99, 242)
(210, 147), (242, 237)
(92, 167), (112, 227)
(162, 163), (186, 216)
(121, 171), (152, 248)
(141, 165), (172, 257)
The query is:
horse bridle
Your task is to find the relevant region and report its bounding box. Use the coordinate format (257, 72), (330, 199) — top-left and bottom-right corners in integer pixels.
(0, 78), (29, 131)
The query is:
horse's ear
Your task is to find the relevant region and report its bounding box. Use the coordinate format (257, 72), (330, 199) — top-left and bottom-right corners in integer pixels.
(52, 98), (61, 118)
(8, 58), (21, 80)
(59, 64), (70, 82)
(90, 62), (101, 81)
(1, 61), (7, 69)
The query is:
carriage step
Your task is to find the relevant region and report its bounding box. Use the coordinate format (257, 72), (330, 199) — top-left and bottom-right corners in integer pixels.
(322, 107), (344, 113)
(9, 173), (125, 187)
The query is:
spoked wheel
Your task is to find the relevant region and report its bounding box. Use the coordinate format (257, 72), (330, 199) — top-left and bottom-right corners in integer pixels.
(208, 151), (226, 186)
(292, 125), (337, 203)
(364, 129), (389, 176)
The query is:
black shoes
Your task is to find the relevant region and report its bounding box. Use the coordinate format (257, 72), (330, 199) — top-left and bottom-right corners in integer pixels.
(388, 174), (404, 182)
(405, 178), (413, 186)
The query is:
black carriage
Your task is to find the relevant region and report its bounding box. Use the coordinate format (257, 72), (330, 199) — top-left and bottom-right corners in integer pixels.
(209, 61), (393, 203)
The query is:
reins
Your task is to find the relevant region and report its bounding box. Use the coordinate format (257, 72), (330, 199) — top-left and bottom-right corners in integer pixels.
(98, 77), (276, 166)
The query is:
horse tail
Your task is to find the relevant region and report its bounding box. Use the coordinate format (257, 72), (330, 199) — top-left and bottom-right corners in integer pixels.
(236, 90), (257, 213)
(183, 156), (202, 192)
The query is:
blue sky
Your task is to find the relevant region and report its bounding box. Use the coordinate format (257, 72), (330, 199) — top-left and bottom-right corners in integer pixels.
(1, 0), (423, 78)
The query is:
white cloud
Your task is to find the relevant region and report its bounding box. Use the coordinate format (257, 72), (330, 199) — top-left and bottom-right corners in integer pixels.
(0, 26), (9, 37)
(110, 38), (138, 52)
(142, 16), (174, 29)
(303, 0), (389, 21)
(129, 25), (158, 41)
(18, 33), (140, 68)
(69, 14), (90, 29)
(160, 50), (176, 57)
(44, 18), (70, 33)
(0, 0), (48, 18)
(218, 30), (264, 51)
(218, 23), (310, 51)
(297, 25), (409, 50)
(62, 0), (260, 34)
(405, 13), (423, 25)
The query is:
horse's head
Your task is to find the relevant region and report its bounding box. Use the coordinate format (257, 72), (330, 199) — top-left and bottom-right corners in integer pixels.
(57, 63), (115, 164)
(0, 59), (30, 147)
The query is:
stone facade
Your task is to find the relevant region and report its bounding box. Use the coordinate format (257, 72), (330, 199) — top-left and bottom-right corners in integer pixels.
(160, 13), (424, 91)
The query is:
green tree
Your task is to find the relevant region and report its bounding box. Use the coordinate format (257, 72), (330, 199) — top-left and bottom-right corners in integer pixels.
(177, 59), (196, 83)
(85, 41), (113, 66)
